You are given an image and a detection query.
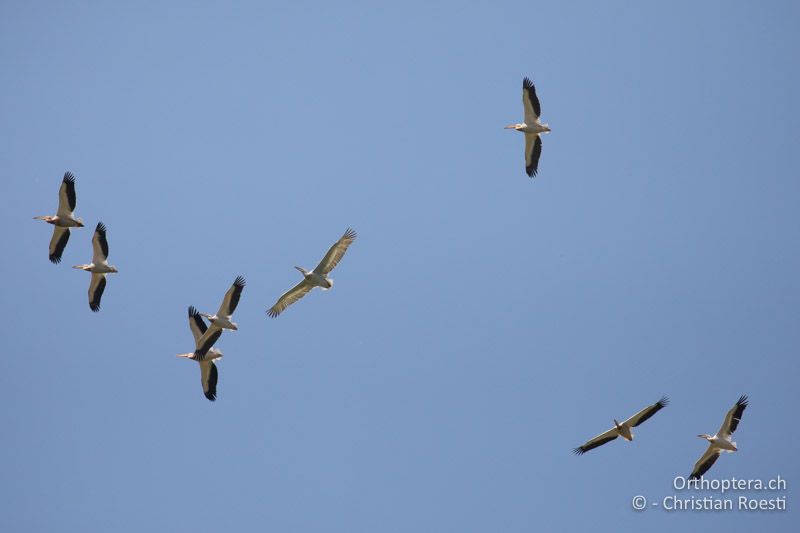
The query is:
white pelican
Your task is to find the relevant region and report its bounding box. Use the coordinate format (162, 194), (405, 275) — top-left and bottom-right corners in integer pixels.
(201, 276), (246, 331)
(505, 77), (550, 177)
(177, 306), (223, 401)
(689, 395), (748, 479)
(267, 228), (357, 318)
(73, 222), (118, 312)
(34, 171), (84, 263)
(574, 397), (669, 455)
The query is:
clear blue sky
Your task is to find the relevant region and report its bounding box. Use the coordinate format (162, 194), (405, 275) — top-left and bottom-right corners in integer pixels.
(2, 1), (798, 531)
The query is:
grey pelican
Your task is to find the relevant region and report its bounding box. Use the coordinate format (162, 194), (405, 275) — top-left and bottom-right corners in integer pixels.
(73, 222), (118, 312)
(267, 228), (357, 318)
(505, 77), (550, 177)
(34, 171), (84, 263)
(574, 397), (669, 455)
(689, 395), (749, 479)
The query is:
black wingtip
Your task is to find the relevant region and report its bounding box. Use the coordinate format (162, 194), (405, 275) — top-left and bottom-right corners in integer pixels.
(49, 255), (61, 264)
(63, 171), (75, 183)
(523, 77), (534, 89)
(90, 303), (100, 312)
(343, 227), (357, 239)
(95, 222), (107, 233)
(737, 395), (749, 407)
(572, 447), (585, 456)
(658, 396), (670, 407)
(204, 392), (217, 401)
(234, 275), (246, 287)
(188, 305), (198, 317)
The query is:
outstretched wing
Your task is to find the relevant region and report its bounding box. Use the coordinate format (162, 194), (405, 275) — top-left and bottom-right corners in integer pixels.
(91, 222), (109, 263)
(188, 305), (208, 343)
(57, 171), (77, 216)
(200, 360), (219, 401)
(313, 228), (357, 275)
(718, 395), (748, 438)
(690, 445), (722, 480)
(573, 427), (619, 455)
(625, 397), (669, 428)
(88, 273), (106, 312)
(216, 276), (245, 318)
(522, 77), (541, 123)
(267, 279), (313, 318)
(524, 134), (542, 178)
(48, 227), (70, 264)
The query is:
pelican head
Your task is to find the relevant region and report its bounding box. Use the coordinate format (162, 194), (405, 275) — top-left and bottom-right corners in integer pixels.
(504, 123), (524, 130)
(697, 434), (713, 441)
(34, 215), (56, 224)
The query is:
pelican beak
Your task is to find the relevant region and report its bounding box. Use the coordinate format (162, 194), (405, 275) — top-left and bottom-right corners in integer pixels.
(504, 124), (516, 129)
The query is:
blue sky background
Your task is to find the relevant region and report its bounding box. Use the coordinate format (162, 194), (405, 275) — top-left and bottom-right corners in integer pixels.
(1, 1), (798, 531)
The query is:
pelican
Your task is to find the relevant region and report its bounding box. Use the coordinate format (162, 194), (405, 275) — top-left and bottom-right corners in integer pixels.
(505, 77), (550, 177)
(267, 228), (357, 318)
(73, 222), (118, 312)
(34, 171), (84, 263)
(201, 276), (246, 331)
(177, 306), (223, 401)
(689, 395), (749, 479)
(573, 397), (669, 455)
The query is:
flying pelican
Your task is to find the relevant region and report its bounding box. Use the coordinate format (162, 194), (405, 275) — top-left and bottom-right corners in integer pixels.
(267, 228), (357, 318)
(689, 395), (749, 479)
(505, 77), (550, 177)
(201, 276), (246, 331)
(177, 306), (223, 401)
(573, 397), (669, 455)
(73, 222), (118, 312)
(34, 171), (84, 263)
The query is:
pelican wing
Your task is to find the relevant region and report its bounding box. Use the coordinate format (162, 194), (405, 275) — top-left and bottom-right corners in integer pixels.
(216, 276), (246, 318)
(573, 427), (619, 455)
(57, 171), (77, 216)
(48, 226), (70, 264)
(200, 360), (219, 401)
(267, 279), (313, 318)
(522, 77), (541, 123)
(88, 273), (106, 312)
(92, 222), (109, 263)
(524, 134), (542, 178)
(188, 305), (208, 343)
(194, 328), (223, 360)
(313, 228), (357, 275)
(718, 395), (748, 437)
(625, 397), (669, 428)
(689, 445), (722, 480)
